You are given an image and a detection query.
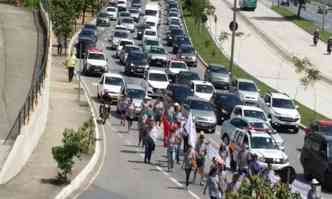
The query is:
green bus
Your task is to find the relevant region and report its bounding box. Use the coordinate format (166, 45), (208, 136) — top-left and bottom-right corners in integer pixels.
(239, 0), (257, 11)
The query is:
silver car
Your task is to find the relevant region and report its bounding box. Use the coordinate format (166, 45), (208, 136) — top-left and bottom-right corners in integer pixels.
(183, 96), (217, 133)
(204, 64), (231, 90)
(117, 84), (147, 116)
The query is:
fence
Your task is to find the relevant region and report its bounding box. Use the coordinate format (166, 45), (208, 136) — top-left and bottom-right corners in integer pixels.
(3, 2), (50, 143)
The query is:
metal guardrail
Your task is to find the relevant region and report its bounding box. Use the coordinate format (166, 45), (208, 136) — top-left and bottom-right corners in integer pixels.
(3, 3), (50, 143)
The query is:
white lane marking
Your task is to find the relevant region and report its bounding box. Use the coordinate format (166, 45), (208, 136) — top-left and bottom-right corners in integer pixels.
(91, 82), (98, 86)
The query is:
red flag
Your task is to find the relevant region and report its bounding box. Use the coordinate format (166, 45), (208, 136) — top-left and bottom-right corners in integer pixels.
(162, 113), (170, 147)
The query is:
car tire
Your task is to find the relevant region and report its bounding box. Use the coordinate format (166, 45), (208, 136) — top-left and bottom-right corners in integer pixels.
(222, 135), (229, 145)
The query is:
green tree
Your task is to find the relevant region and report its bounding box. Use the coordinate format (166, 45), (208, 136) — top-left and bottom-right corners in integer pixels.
(52, 129), (81, 182)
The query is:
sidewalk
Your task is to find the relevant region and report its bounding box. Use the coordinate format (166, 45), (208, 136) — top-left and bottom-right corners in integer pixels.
(207, 0), (332, 119)
(0, 39), (91, 199)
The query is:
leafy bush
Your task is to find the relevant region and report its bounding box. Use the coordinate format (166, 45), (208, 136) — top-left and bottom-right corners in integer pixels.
(77, 118), (95, 154)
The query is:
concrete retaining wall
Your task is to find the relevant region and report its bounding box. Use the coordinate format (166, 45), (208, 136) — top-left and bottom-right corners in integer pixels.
(0, 3), (52, 184)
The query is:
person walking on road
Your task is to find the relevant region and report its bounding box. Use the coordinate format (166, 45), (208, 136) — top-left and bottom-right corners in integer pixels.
(154, 99), (164, 127)
(203, 167), (224, 199)
(143, 131), (155, 164)
(307, 179), (322, 199)
(327, 37), (332, 55)
(237, 143), (250, 176)
(183, 144), (197, 190)
(167, 129), (177, 172)
(65, 50), (77, 82)
(57, 36), (63, 56)
(193, 132), (208, 186)
(127, 98), (135, 131)
(118, 97), (128, 127)
(313, 29), (320, 46)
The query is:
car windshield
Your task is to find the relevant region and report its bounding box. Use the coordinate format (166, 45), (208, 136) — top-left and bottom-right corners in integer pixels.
(195, 84), (214, 93)
(120, 12), (130, 17)
(114, 31), (128, 38)
(251, 136), (275, 149)
(238, 82), (257, 92)
(107, 7), (116, 12)
(129, 52), (145, 60)
(120, 40), (133, 46)
(215, 94), (241, 109)
(319, 125), (332, 134)
(171, 62), (186, 69)
(209, 65), (228, 73)
(145, 30), (156, 36)
(244, 110), (267, 121)
(98, 12), (109, 17)
(128, 89), (145, 99)
(181, 46), (194, 54)
(105, 77), (123, 86)
(146, 21), (156, 27)
(145, 10), (157, 16)
(129, 9), (139, 13)
(169, 12), (178, 17)
(150, 47), (165, 54)
(88, 53), (104, 60)
(122, 18), (133, 23)
(145, 39), (159, 46)
(190, 100), (214, 111)
(181, 72), (199, 80)
(249, 122), (270, 129)
(149, 73), (168, 81)
(272, 98), (295, 109)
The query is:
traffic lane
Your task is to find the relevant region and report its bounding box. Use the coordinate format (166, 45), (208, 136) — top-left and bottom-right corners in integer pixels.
(78, 87), (197, 199)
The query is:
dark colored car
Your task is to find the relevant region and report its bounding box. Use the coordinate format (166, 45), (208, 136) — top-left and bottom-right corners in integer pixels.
(169, 18), (181, 27)
(168, 1), (178, 10)
(300, 131), (332, 190)
(177, 44), (197, 67)
(83, 24), (97, 33)
(172, 36), (191, 54)
(79, 29), (97, 43)
(211, 92), (242, 123)
(204, 64), (231, 90)
(175, 71), (200, 85)
(166, 27), (184, 46)
(136, 23), (150, 40)
(76, 36), (96, 59)
(119, 45), (141, 64)
(96, 12), (111, 26)
(124, 51), (148, 76)
(131, 0), (142, 8)
(166, 84), (193, 105)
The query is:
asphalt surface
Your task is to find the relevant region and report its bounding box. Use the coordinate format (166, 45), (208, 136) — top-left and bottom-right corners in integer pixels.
(76, 0), (331, 198)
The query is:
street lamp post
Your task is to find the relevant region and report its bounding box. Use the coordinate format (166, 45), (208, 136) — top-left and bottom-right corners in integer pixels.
(229, 0), (238, 82)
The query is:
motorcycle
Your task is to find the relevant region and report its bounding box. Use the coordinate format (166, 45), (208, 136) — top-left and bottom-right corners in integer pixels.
(313, 36), (318, 46)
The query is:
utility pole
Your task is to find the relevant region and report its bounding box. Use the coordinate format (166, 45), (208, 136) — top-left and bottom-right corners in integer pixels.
(229, 0), (238, 82)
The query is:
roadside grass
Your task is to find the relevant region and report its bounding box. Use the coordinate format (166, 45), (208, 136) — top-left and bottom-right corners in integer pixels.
(24, 0), (40, 8)
(182, 8), (328, 126)
(271, 5), (332, 43)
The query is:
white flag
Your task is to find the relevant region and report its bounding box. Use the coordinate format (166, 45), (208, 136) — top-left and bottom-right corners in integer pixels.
(185, 112), (197, 147)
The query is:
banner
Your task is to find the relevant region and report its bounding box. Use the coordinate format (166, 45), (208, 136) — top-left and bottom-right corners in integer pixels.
(185, 112), (197, 147)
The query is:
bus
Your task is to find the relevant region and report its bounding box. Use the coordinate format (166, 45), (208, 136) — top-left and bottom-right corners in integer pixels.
(239, 0), (257, 11)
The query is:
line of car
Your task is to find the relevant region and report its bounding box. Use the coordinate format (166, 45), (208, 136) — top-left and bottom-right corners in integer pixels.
(77, 0), (305, 173)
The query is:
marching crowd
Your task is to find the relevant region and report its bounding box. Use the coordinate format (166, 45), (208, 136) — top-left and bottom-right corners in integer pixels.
(111, 96), (306, 199)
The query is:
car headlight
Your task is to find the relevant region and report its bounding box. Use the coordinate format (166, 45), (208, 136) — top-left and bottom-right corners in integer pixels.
(192, 56), (197, 61)
(130, 63), (134, 67)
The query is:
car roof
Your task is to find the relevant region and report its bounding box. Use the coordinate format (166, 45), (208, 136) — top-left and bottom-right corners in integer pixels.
(103, 73), (123, 78)
(169, 83), (190, 88)
(234, 105), (264, 111)
(192, 80), (213, 86)
(119, 38), (134, 43)
(145, 2), (160, 10)
(270, 92), (290, 99)
(148, 69), (166, 74)
(237, 78), (255, 84)
(169, 60), (185, 64)
(250, 131), (271, 138)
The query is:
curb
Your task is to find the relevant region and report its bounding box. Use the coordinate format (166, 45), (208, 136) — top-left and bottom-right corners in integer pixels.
(54, 23), (103, 199)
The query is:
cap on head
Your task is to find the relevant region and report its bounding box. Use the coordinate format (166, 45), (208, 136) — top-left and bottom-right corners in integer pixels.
(311, 178), (319, 185)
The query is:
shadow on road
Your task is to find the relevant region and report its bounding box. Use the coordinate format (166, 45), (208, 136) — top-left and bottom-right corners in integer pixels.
(251, 16), (299, 22)
(120, 149), (143, 154)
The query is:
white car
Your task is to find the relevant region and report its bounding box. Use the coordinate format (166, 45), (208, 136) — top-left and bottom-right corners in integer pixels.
(144, 2), (160, 23)
(231, 130), (289, 170)
(234, 78), (260, 105)
(230, 105), (268, 122)
(128, 8), (140, 22)
(143, 29), (158, 42)
(110, 30), (130, 49)
(165, 60), (188, 76)
(144, 17), (158, 30)
(259, 92), (301, 133)
(144, 69), (169, 97)
(115, 38), (134, 58)
(83, 48), (108, 76)
(117, 0), (127, 8)
(119, 17), (135, 32)
(97, 73), (126, 103)
(191, 80), (215, 101)
(105, 6), (117, 20)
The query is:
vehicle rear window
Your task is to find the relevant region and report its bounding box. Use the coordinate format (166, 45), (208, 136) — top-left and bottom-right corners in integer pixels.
(114, 31), (128, 38)
(88, 53), (104, 60)
(145, 10), (158, 16)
